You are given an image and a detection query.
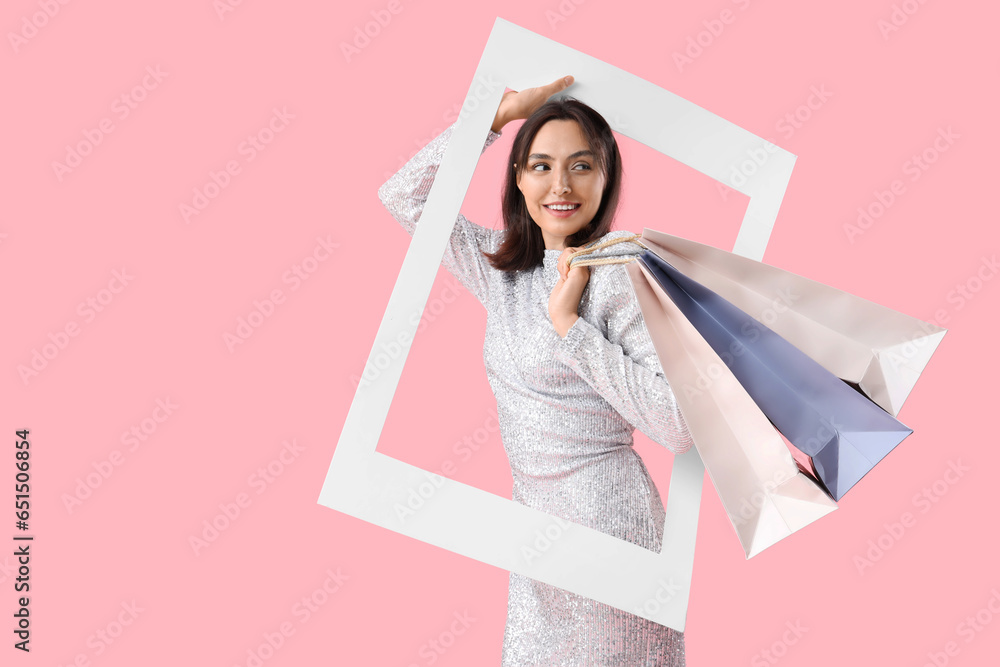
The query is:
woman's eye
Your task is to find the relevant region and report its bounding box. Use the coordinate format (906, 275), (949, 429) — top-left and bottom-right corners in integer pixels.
(530, 163), (591, 171)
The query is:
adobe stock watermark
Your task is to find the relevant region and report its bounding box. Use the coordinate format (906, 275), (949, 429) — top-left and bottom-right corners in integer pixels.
(55, 600), (144, 667)
(730, 468), (797, 529)
(750, 620), (808, 666)
(519, 514), (575, 565)
(718, 84), (833, 202)
(678, 286), (800, 400)
(939, 254), (999, 314)
(179, 106), (294, 223)
(724, 139), (777, 191)
(672, 0), (755, 73)
(189, 439), (305, 556)
(8, 0), (73, 55)
(920, 588), (1000, 667)
(0, 556), (16, 585)
(213, 0), (251, 21)
(393, 409), (500, 524)
(61, 397), (179, 514)
(51, 65), (168, 182)
(843, 125), (958, 244)
(380, 74), (503, 183)
(350, 272), (466, 388)
(233, 567), (349, 667)
(853, 458), (969, 575)
(545, 0), (588, 31)
(223, 235), (338, 352)
(405, 610), (477, 667)
(340, 0), (411, 63)
(720, 415), (850, 525)
(877, 0), (934, 40)
(17, 268), (134, 386)
(879, 252), (995, 376)
(837, 253), (992, 402)
(632, 576), (682, 619)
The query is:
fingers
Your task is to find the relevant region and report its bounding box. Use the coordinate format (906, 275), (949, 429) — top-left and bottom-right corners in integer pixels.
(558, 246), (577, 279)
(555, 75), (573, 88)
(559, 249), (591, 286)
(548, 75), (573, 97)
(567, 263), (590, 285)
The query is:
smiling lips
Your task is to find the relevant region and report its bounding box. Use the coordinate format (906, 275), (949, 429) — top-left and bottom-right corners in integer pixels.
(544, 201), (581, 217)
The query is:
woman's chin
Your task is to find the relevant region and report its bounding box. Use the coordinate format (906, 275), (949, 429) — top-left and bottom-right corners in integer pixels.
(540, 216), (590, 234)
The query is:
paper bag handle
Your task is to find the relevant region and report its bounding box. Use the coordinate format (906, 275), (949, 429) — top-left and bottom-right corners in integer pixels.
(567, 232), (650, 268)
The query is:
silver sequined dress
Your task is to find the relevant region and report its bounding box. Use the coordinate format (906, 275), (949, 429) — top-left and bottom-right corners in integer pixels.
(378, 122), (694, 666)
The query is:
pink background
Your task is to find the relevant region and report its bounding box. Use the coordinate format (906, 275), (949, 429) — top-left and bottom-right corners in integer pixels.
(3, 1), (997, 665)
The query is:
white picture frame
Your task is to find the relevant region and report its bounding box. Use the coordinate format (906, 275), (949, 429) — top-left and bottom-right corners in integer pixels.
(318, 16), (795, 631)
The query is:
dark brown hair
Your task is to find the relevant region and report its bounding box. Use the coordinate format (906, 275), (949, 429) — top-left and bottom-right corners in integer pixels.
(483, 97), (623, 272)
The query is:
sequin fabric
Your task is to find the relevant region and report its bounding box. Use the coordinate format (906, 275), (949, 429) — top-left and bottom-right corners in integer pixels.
(378, 121), (693, 666)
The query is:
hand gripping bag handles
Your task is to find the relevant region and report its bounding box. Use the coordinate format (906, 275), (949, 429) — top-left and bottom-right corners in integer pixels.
(566, 231), (945, 556)
(567, 234), (835, 558)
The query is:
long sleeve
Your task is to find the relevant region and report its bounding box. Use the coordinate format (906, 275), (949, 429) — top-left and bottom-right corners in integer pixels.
(552, 264), (694, 454)
(377, 122), (504, 308)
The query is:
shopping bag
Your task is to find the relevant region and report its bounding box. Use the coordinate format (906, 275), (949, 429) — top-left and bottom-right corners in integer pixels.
(623, 257), (838, 559)
(566, 230), (944, 555)
(636, 249), (913, 501)
(637, 230), (947, 418)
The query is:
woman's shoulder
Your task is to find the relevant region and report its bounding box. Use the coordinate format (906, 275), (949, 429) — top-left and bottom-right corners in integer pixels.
(581, 230), (646, 263)
(578, 230), (646, 308)
(574, 230), (646, 279)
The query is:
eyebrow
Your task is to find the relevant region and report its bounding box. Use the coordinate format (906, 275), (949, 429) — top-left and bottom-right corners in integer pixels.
(527, 150), (596, 161)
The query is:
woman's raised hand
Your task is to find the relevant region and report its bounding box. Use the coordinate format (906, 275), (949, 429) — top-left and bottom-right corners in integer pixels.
(491, 75), (575, 133)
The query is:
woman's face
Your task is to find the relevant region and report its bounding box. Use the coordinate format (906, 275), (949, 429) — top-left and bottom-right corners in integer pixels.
(516, 119), (605, 251)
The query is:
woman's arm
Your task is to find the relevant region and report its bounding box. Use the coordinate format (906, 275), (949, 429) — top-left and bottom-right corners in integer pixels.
(377, 124), (503, 308)
(553, 264), (694, 454)
(377, 75), (576, 307)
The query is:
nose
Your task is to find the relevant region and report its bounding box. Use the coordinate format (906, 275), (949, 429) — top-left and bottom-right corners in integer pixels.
(552, 169), (571, 195)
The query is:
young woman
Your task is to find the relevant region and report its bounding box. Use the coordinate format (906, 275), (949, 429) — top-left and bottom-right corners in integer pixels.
(378, 75), (693, 666)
